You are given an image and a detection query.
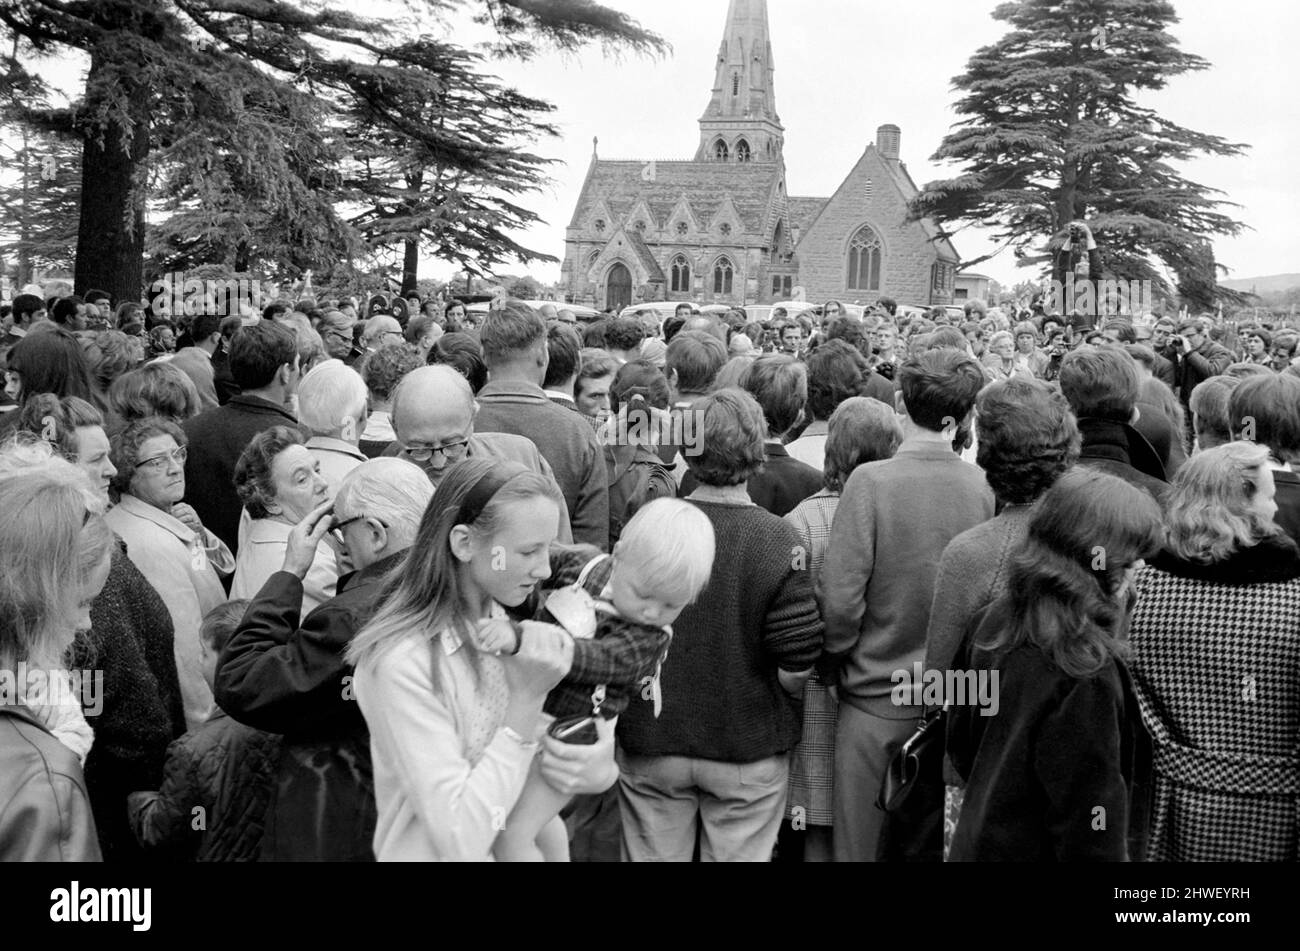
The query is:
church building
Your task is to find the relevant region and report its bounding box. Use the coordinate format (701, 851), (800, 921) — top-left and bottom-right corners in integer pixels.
(561, 0), (960, 311)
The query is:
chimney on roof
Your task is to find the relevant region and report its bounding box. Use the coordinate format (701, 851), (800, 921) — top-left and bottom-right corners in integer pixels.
(877, 124), (900, 160)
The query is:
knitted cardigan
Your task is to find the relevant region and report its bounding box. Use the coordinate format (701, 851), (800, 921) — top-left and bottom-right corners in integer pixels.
(616, 500), (823, 763)
(1129, 534), (1300, 861)
(74, 540), (187, 862)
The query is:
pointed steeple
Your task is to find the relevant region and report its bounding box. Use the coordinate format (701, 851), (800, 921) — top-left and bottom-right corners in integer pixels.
(695, 0), (783, 163)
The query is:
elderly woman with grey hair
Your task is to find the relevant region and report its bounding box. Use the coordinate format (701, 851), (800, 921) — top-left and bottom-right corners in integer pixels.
(297, 359), (369, 490)
(230, 425), (340, 614)
(215, 457), (435, 860)
(782, 397), (903, 861)
(982, 330), (1031, 382)
(106, 417), (234, 731)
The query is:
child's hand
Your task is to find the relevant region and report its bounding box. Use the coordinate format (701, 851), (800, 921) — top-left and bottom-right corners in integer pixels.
(472, 617), (520, 655)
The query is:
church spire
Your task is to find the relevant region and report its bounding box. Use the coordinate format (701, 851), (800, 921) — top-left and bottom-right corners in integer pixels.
(695, 0), (783, 163)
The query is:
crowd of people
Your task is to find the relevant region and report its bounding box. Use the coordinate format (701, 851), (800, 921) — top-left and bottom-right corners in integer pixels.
(1, 277), (1298, 863)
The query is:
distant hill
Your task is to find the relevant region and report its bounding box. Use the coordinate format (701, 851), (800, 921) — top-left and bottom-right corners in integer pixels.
(1222, 273), (1300, 294)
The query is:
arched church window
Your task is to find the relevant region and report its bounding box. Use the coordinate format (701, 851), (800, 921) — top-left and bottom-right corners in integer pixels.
(713, 257), (734, 296)
(732, 73), (740, 96)
(847, 224), (883, 292)
(587, 250), (600, 268)
(714, 139), (729, 162)
(670, 256), (691, 293)
(676, 221), (688, 236)
(735, 140), (751, 163)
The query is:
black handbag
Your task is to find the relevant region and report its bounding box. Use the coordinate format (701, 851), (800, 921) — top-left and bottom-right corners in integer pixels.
(877, 707), (946, 811)
(875, 707), (946, 862)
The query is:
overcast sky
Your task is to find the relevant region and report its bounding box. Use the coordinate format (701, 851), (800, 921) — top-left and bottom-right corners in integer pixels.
(446, 0), (1298, 289)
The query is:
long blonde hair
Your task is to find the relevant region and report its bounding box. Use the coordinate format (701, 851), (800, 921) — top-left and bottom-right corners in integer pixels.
(345, 458), (559, 674)
(1165, 441), (1280, 564)
(0, 445), (114, 672)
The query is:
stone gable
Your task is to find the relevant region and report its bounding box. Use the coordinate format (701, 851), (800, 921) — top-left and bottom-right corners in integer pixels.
(794, 144), (958, 307)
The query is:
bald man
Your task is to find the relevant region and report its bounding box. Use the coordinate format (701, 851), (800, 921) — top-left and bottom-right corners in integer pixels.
(383, 365), (573, 542)
(360, 315), (403, 353)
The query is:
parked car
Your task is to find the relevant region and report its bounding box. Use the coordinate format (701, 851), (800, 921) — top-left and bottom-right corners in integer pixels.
(520, 300), (603, 322)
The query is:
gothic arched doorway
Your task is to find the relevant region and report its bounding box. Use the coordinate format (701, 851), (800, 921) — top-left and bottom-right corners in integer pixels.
(606, 262), (632, 311)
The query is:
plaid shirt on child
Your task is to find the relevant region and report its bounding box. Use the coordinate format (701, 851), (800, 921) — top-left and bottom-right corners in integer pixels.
(534, 545), (673, 721)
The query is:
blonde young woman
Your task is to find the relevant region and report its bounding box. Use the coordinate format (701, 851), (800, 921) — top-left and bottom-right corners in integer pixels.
(346, 458), (618, 861)
(1129, 441), (1300, 860)
(0, 452), (115, 861)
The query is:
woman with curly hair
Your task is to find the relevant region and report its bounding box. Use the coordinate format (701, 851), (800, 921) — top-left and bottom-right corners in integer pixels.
(108, 362), (203, 424)
(617, 388), (822, 861)
(947, 467), (1164, 861)
(106, 416), (233, 732)
(1129, 441), (1300, 860)
(146, 324), (177, 360)
(230, 425), (340, 614)
(80, 330), (141, 396)
(359, 343), (422, 458)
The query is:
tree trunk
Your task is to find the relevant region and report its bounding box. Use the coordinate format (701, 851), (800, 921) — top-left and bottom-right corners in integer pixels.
(401, 237), (419, 296)
(400, 169), (422, 295)
(74, 47), (150, 304)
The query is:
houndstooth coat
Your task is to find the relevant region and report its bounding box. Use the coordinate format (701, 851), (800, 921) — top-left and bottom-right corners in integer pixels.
(1129, 535), (1300, 861)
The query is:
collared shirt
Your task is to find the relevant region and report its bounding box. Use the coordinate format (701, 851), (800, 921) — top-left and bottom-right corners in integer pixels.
(360, 410), (395, 443)
(306, 435), (368, 492)
(786, 421), (829, 471)
(543, 389), (576, 408)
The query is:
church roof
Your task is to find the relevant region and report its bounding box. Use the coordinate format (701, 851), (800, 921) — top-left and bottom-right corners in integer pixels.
(881, 158), (960, 261)
(569, 160), (781, 235)
(787, 196), (828, 234)
(626, 231), (666, 282)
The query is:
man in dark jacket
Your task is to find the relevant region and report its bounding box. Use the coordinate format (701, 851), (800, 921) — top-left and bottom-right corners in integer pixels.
(214, 458), (432, 861)
(1228, 374), (1300, 546)
(182, 320), (302, 554)
(1170, 318), (1234, 410)
(1060, 347), (1168, 500)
